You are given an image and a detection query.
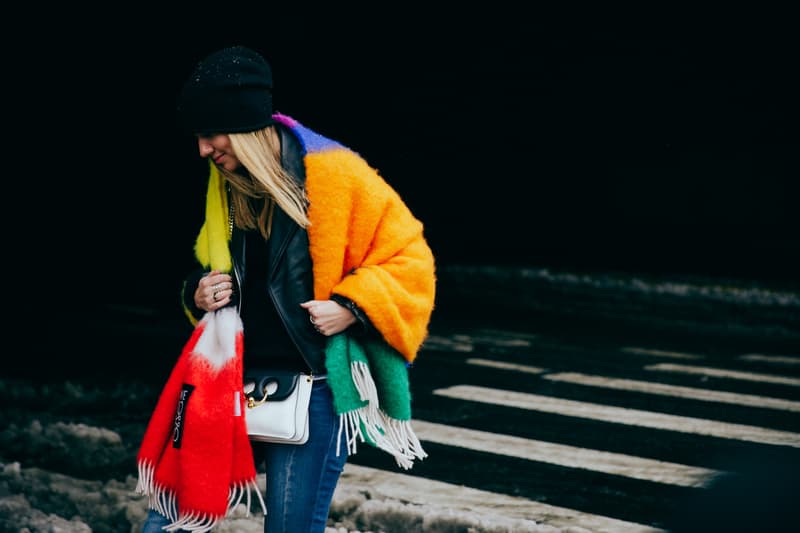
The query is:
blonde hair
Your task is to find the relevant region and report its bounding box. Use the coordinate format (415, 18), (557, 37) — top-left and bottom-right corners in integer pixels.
(218, 126), (310, 238)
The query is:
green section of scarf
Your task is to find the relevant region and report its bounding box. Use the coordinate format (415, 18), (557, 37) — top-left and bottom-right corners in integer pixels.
(325, 333), (426, 469)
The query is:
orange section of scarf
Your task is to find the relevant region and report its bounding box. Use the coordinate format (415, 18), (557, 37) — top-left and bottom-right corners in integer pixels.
(304, 148), (436, 363)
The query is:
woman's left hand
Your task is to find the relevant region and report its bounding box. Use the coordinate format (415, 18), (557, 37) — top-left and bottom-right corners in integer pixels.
(300, 299), (357, 336)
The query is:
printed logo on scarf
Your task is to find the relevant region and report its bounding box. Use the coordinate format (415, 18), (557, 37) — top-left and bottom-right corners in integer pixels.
(172, 383), (195, 448)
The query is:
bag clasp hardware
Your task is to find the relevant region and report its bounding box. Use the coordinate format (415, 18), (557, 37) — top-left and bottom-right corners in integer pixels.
(247, 389), (270, 409)
(244, 371), (313, 409)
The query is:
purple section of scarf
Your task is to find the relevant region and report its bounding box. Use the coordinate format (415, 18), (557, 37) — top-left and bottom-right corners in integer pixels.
(272, 113), (298, 128)
(272, 113), (345, 154)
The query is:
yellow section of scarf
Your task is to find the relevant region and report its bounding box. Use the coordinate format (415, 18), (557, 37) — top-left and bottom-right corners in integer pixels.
(194, 160), (232, 273)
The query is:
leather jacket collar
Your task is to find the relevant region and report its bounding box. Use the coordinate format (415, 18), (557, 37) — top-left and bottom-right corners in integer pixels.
(228, 124), (326, 373)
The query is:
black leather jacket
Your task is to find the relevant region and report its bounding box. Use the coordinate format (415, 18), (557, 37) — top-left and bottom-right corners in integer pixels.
(182, 124), (328, 374)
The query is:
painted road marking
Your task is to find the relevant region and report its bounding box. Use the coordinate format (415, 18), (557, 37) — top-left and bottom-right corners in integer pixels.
(412, 419), (721, 487)
(422, 330), (538, 353)
(475, 327), (540, 341)
(544, 372), (800, 412)
(433, 385), (800, 448)
(621, 347), (703, 360)
(461, 335), (535, 348)
(422, 334), (474, 352)
(467, 358), (547, 374)
(337, 463), (665, 533)
(645, 363), (800, 387)
(738, 353), (800, 365)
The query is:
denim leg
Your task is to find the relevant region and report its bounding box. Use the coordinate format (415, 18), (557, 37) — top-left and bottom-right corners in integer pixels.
(260, 379), (348, 533)
(141, 509), (188, 533)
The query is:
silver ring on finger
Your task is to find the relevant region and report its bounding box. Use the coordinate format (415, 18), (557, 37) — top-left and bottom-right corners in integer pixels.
(309, 315), (315, 324)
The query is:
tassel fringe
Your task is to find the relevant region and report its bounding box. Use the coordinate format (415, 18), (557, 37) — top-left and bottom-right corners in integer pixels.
(336, 361), (427, 470)
(136, 461), (266, 530)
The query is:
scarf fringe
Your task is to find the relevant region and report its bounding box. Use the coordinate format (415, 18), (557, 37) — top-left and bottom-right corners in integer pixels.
(136, 460), (266, 529)
(336, 361), (427, 470)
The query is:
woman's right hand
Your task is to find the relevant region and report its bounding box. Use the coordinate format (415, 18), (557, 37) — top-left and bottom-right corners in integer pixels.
(195, 270), (234, 312)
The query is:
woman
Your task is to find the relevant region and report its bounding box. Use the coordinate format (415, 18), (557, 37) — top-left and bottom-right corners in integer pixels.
(136, 45), (436, 532)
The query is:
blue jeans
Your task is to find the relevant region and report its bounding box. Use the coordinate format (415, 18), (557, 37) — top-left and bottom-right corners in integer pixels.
(141, 379), (348, 533)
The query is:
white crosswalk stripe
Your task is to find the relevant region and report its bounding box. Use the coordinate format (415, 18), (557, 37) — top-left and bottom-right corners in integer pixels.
(467, 357), (547, 374)
(543, 371), (800, 412)
(412, 419), (722, 487)
(738, 353), (800, 365)
(433, 385), (800, 448)
(621, 347), (704, 359)
(645, 362), (800, 386)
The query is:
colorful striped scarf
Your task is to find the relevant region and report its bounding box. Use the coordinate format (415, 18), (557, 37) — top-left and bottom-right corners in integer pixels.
(136, 114), (432, 529)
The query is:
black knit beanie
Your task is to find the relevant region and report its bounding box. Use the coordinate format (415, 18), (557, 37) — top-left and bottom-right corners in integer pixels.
(178, 45), (275, 134)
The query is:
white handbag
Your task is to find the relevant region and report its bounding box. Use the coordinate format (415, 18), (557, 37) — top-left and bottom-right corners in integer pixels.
(243, 370), (312, 444)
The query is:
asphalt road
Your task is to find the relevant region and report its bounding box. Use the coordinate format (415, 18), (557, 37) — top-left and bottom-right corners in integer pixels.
(345, 311), (800, 532)
(8, 267), (799, 531)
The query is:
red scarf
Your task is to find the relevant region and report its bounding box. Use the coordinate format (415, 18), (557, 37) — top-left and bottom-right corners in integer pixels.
(135, 308), (265, 530)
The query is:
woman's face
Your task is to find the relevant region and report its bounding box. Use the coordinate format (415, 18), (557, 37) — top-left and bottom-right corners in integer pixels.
(196, 133), (242, 172)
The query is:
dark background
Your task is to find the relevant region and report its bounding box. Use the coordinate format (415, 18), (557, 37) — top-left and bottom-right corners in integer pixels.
(13, 5), (798, 318)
